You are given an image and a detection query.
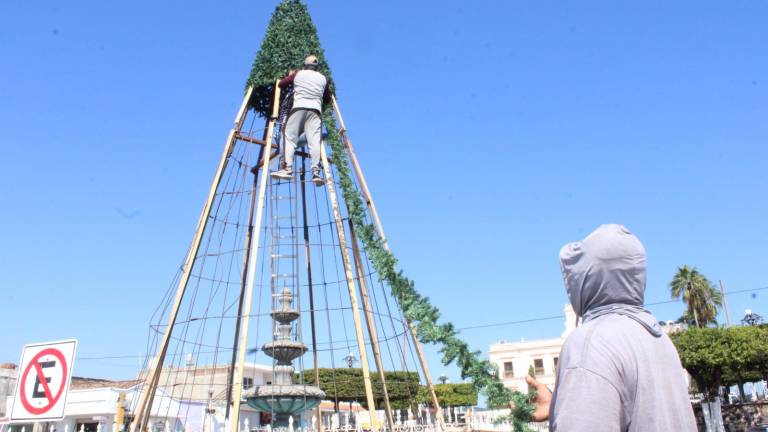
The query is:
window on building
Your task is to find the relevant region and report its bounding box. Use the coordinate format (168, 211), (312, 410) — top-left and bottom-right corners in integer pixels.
(503, 361), (514, 378)
(243, 377), (254, 389)
(554, 357), (559, 370)
(76, 422), (100, 432)
(533, 358), (544, 376)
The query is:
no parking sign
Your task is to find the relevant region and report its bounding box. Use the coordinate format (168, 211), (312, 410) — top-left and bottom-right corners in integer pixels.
(10, 339), (77, 422)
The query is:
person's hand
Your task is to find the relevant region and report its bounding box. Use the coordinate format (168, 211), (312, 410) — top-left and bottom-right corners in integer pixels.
(525, 375), (552, 422)
(288, 69), (296, 76)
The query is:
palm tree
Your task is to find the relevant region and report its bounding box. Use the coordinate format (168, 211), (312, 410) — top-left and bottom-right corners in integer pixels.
(670, 265), (723, 327)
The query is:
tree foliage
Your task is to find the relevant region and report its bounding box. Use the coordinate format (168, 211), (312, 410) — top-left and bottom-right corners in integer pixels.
(670, 265), (722, 327)
(419, 383), (479, 407)
(671, 325), (768, 399)
(248, 2), (534, 430)
(245, 0), (334, 117)
(297, 368), (421, 410)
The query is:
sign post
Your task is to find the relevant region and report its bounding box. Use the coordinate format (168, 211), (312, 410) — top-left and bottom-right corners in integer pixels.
(10, 339), (78, 423)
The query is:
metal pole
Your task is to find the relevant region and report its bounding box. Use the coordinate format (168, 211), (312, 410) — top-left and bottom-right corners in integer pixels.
(331, 96), (445, 428)
(229, 83), (282, 432)
(130, 86), (254, 432)
(300, 157), (324, 432)
(719, 280), (731, 327)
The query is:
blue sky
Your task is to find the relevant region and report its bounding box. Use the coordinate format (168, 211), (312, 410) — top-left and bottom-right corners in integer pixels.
(1, 0), (766, 381)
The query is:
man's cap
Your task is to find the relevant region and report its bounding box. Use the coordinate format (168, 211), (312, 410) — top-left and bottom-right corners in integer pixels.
(304, 55), (319, 66)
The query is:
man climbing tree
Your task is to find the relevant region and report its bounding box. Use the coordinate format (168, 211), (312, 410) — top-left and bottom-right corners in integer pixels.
(271, 55), (331, 186)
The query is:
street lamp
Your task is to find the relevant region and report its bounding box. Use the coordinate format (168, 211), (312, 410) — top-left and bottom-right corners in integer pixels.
(343, 352), (358, 368)
(341, 352), (358, 427)
(742, 309), (763, 326)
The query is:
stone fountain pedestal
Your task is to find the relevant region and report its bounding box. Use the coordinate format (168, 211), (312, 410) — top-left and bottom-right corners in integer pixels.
(245, 288), (325, 427)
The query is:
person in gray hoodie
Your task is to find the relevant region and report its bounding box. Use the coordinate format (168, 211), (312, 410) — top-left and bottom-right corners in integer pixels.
(525, 224), (697, 431)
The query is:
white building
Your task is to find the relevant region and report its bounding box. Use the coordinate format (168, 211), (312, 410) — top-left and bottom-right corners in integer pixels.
(488, 305), (577, 392)
(1, 377), (208, 432)
(146, 362), (273, 407)
(0, 362), (274, 432)
(0, 365), (16, 420)
(489, 306), (691, 395)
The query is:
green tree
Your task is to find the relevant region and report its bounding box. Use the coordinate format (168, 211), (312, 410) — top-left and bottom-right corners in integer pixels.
(671, 327), (728, 399)
(670, 265), (722, 327)
(419, 383), (479, 407)
(297, 368), (420, 409)
(721, 325), (768, 400)
(671, 325), (768, 400)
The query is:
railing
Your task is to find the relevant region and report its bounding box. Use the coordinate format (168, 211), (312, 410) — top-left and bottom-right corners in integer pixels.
(245, 421), (548, 432)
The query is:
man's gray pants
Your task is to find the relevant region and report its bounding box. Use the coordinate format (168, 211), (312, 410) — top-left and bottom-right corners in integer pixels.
(283, 109), (322, 174)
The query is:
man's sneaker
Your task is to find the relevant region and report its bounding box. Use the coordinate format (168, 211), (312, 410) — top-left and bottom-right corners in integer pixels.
(270, 168), (292, 180)
(312, 173), (324, 186)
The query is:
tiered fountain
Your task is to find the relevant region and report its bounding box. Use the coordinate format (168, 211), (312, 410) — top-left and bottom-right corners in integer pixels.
(245, 288), (325, 426)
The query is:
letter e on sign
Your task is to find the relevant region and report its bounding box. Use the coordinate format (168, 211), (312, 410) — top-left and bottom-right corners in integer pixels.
(10, 339), (78, 422)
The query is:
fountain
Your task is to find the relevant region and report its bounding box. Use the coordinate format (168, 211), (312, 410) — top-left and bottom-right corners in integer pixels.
(245, 288), (325, 426)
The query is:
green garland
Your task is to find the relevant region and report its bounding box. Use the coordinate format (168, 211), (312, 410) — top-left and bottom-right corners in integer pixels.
(247, 2), (535, 430)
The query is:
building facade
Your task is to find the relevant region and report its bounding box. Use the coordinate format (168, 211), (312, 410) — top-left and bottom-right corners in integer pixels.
(489, 306), (690, 395)
(0, 364), (16, 420)
(146, 362), (273, 406)
(488, 305), (576, 392)
(1, 377), (208, 432)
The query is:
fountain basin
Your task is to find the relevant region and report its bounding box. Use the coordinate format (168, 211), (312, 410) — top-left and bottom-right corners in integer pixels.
(245, 384), (325, 414)
(262, 341), (308, 364)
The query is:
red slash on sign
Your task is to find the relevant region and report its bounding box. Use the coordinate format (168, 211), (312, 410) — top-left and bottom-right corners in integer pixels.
(19, 348), (68, 415)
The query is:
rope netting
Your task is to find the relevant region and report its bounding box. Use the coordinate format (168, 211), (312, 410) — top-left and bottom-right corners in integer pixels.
(134, 103), (428, 431)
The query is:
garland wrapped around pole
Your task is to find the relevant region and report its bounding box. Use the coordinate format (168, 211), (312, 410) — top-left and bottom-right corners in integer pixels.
(246, 1), (535, 430)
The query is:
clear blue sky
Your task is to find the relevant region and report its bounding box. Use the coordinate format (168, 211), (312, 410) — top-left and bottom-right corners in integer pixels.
(1, 0), (766, 381)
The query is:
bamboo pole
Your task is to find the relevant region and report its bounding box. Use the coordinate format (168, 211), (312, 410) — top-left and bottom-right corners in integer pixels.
(331, 96), (445, 428)
(348, 220), (397, 429)
(225, 143), (264, 419)
(330, 97), (386, 244)
(130, 86), (254, 432)
(229, 82), (282, 432)
(318, 141), (379, 430)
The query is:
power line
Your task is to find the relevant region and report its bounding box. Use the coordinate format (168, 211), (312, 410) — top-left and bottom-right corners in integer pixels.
(456, 285), (768, 332)
(74, 285), (768, 360)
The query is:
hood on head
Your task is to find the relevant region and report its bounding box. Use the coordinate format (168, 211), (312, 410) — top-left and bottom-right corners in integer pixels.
(559, 224), (647, 317)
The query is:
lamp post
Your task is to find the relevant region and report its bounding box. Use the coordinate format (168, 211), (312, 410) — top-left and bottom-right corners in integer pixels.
(742, 309), (763, 326)
(342, 352), (358, 427)
(343, 352), (358, 369)
(207, 388), (216, 432)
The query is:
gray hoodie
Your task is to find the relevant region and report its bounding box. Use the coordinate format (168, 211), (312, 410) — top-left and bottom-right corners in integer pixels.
(550, 224), (696, 432)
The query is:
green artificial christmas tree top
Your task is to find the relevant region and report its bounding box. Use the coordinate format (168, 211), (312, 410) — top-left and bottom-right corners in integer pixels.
(246, 0), (334, 117)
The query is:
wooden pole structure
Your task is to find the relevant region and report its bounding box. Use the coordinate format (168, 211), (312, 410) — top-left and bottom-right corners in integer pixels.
(330, 97), (386, 244)
(318, 140), (379, 430)
(229, 82), (282, 432)
(331, 96), (445, 428)
(719, 280), (731, 327)
(348, 220), (397, 429)
(225, 146), (263, 419)
(130, 86), (254, 432)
